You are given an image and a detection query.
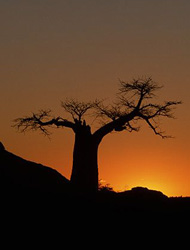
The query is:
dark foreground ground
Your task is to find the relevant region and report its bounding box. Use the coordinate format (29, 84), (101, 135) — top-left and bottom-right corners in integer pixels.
(1, 142), (190, 228)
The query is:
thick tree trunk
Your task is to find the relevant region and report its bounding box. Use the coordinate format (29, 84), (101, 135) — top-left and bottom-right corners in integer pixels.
(70, 124), (99, 193)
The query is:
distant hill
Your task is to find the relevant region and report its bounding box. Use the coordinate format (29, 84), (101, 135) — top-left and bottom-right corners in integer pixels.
(120, 186), (168, 199)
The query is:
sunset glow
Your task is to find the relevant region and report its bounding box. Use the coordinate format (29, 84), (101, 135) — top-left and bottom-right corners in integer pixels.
(1, 0), (190, 197)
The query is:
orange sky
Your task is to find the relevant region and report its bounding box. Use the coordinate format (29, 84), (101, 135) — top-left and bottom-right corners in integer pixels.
(1, 0), (190, 196)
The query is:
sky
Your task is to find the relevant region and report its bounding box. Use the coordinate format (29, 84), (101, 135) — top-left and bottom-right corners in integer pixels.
(1, 0), (190, 196)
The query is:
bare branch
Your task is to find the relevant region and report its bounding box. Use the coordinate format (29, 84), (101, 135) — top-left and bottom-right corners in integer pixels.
(93, 77), (181, 142)
(94, 102), (126, 121)
(61, 99), (96, 122)
(125, 120), (140, 133)
(118, 95), (136, 109)
(144, 117), (171, 139)
(138, 101), (182, 119)
(93, 109), (137, 143)
(13, 109), (75, 136)
(119, 77), (162, 100)
(137, 100), (182, 139)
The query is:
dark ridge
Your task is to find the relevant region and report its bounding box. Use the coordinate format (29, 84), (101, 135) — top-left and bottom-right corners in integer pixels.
(0, 144), (70, 194)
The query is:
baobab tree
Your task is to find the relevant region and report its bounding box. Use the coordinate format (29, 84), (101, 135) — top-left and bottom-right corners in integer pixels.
(13, 78), (181, 193)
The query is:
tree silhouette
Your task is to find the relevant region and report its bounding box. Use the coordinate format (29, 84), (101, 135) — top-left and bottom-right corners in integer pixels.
(13, 78), (181, 193)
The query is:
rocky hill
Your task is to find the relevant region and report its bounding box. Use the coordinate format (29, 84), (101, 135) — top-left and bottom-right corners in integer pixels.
(0, 142), (70, 194)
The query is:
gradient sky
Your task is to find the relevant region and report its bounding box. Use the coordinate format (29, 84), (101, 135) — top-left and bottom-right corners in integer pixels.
(1, 0), (190, 196)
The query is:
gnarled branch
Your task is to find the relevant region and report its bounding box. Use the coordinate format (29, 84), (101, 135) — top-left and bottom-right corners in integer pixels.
(93, 77), (181, 143)
(13, 109), (75, 136)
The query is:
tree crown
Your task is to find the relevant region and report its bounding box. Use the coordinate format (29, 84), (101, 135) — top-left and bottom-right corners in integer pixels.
(13, 77), (181, 140)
